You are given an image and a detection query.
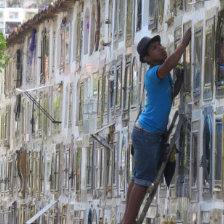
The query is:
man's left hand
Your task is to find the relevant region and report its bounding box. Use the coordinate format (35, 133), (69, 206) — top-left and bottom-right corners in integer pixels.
(175, 67), (184, 80)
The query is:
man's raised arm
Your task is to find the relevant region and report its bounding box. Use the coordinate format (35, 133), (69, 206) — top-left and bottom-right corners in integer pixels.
(158, 28), (191, 79)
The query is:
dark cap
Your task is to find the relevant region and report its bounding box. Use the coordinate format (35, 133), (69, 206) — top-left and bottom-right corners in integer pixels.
(137, 35), (161, 63)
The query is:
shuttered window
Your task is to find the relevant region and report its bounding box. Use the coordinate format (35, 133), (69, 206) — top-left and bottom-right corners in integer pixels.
(204, 18), (214, 100)
(193, 23), (203, 98)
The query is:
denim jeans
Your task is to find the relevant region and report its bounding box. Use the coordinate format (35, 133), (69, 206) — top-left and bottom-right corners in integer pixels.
(131, 125), (164, 186)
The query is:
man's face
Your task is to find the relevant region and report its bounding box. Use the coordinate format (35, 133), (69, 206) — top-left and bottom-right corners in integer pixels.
(144, 41), (167, 65)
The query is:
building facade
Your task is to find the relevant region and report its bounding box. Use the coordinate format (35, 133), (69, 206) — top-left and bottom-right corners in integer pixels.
(1, 0), (224, 223)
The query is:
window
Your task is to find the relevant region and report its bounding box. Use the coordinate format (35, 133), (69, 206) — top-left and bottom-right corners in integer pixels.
(61, 205), (67, 224)
(64, 85), (69, 128)
(15, 94), (21, 121)
(193, 23), (203, 98)
(28, 151), (33, 195)
(130, 58), (138, 107)
(108, 154), (113, 187)
(76, 148), (82, 192)
(9, 11), (18, 19)
(70, 146), (76, 189)
(53, 84), (62, 133)
(40, 151), (45, 194)
(97, 76), (102, 126)
(202, 107), (213, 194)
(26, 37), (32, 83)
(177, 121), (191, 197)
(185, 0), (192, 11)
(114, 0), (125, 40)
(65, 24), (70, 73)
(108, 0), (113, 44)
(40, 28), (49, 84)
(174, 27), (181, 50)
(8, 0), (21, 7)
(214, 119), (222, 191)
(37, 95), (43, 137)
(1, 110), (5, 141)
(195, 0), (204, 9)
(90, 0), (100, 54)
(26, 29), (37, 84)
(5, 22), (20, 34)
(17, 148), (26, 198)
(3, 106), (11, 145)
(84, 8), (90, 55)
(78, 83), (84, 123)
(7, 160), (12, 191)
(16, 49), (22, 87)
(33, 152), (40, 196)
(126, 0), (133, 46)
(148, 0), (156, 29)
(5, 61), (12, 95)
(59, 18), (70, 73)
(191, 133), (198, 188)
(90, 4), (96, 55)
(120, 138), (126, 194)
(204, 18), (214, 100)
(115, 63), (122, 108)
(102, 72), (109, 114)
(183, 22), (191, 101)
(31, 102), (36, 135)
(109, 68), (115, 109)
(99, 148), (103, 188)
(52, 32), (56, 72)
(68, 84), (73, 128)
(93, 73), (98, 97)
(170, 0), (183, 16)
(43, 94), (48, 137)
(157, 0), (165, 28)
(136, 0), (142, 32)
(148, 1), (164, 30)
(50, 149), (59, 191)
(19, 205), (26, 224)
(215, 10), (224, 93)
(86, 144), (93, 188)
(112, 139), (118, 186)
(94, 144), (103, 189)
(123, 61), (131, 110)
(25, 12), (35, 20)
(63, 147), (69, 190)
(76, 11), (82, 62)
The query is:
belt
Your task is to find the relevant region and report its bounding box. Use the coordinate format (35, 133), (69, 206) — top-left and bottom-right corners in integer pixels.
(134, 121), (154, 134)
(134, 121), (164, 137)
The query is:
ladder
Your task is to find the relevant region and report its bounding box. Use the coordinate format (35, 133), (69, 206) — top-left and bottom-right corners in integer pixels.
(136, 111), (186, 224)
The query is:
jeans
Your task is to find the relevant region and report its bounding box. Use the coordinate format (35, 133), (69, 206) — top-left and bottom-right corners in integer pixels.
(131, 124), (164, 186)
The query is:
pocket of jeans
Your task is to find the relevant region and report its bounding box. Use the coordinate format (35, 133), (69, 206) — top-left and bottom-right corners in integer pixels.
(144, 134), (162, 145)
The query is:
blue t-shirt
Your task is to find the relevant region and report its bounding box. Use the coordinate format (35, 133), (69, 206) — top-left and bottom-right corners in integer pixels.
(138, 65), (173, 134)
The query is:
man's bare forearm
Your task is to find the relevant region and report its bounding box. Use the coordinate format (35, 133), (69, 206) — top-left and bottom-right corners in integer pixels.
(164, 44), (186, 73)
(158, 44), (187, 79)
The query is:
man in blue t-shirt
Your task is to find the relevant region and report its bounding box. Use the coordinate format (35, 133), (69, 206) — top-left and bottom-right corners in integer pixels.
(121, 29), (191, 224)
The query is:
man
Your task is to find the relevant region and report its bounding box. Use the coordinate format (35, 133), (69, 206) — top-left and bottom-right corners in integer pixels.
(121, 28), (191, 224)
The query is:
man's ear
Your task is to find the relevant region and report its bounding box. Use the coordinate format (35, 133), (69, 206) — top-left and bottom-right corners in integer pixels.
(143, 55), (151, 63)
